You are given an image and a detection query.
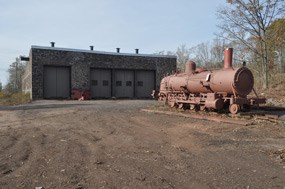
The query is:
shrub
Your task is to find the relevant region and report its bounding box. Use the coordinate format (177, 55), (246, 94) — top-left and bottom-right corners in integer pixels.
(0, 92), (31, 106)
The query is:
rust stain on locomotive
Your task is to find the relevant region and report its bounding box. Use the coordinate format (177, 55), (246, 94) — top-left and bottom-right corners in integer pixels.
(154, 48), (266, 114)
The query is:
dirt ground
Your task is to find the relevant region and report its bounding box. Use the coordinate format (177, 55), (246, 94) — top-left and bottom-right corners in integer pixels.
(0, 100), (284, 189)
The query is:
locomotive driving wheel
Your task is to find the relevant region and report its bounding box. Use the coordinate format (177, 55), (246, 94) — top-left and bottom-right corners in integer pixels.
(168, 101), (176, 108)
(159, 97), (167, 105)
(200, 105), (206, 111)
(178, 103), (184, 109)
(190, 104), (196, 110)
(229, 104), (240, 114)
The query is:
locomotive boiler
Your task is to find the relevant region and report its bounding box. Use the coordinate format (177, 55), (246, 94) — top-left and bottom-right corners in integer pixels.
(155, 48), (266, 114)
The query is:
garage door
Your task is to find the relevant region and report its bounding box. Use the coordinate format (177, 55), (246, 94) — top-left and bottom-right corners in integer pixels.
(90, 69), (111, 98)
(114, 70), (134, 98)
(44, 66), (70, 98)
(136, 70), (155, 98)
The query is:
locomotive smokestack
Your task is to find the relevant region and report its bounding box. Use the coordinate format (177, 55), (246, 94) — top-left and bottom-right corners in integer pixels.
(224, 48), (233, 69)
(185, 60), (196, 75)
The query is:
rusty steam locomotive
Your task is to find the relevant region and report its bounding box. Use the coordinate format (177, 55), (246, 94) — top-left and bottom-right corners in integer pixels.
(155, 48), (266, 114)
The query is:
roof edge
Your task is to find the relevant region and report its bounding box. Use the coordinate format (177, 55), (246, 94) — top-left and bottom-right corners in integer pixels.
(31, 46), (177, 59)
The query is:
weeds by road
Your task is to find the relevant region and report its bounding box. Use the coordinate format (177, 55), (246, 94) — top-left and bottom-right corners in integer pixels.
(0, 92), (30, 106)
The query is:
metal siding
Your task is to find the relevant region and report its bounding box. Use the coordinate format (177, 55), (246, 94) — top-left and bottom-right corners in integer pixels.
(136, 71), (155, 98)
(114, 70), (134, 98)
(90, 69), (112, 98)
(43, 66), (70, 99)
(44, 67), (57, 98)
(56, 67), (70, 98)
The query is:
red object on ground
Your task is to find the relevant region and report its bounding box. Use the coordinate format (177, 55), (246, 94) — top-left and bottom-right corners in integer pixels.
(71, 89), (91, 100)
(82, 90), (91, 100)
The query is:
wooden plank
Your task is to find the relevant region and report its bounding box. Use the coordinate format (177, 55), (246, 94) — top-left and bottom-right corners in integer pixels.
(141, 109), (253, 126)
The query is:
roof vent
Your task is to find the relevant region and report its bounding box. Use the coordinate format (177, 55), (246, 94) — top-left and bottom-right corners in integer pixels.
(116, 48), (120, 53)
(20, 56), (30, 61)
(90, 46), (94, 51)
(50, 42), (55, 47)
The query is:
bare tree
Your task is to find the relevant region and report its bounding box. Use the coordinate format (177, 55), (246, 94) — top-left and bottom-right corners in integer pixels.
(189, 43), (208, 67)
(6, 57), (26, 93)
(211, 38), (226, 64)
(217, 0), (285, 89)
(176, 44), (191, 71)
(0, 81), (2, 92)
(195, 42), (212, 67)
(154, 50), (175, 56)
(190, 39), (227, 68)
(156, 45), (191, 71)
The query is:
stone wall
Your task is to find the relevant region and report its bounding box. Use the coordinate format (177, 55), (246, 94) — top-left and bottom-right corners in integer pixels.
(22, 50), (32, 99)
(28, 46), (176, 99)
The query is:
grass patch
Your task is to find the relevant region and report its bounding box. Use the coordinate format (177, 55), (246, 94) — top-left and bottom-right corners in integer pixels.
(0, 92), (31, 106)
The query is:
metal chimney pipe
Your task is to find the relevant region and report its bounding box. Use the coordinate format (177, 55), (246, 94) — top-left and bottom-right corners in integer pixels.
(224, 48), (233, 69)
(135, 49), (139, 54)
(116, 48), (120, 53)
(90, 46), (94, 51)
(50, 42), (55, 47)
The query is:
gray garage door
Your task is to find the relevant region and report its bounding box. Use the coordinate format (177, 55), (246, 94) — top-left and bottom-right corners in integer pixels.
(114, 70), (134, 98)
(136, 70), (155, 98)
(44, 66), (70, 98)
(90, 69), (112, 98)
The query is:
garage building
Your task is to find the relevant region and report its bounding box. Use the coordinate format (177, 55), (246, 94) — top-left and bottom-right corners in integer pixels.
(22, 45), (176, 100)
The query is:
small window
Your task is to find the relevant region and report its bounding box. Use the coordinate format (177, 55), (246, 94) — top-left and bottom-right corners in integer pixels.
(137, 81), (143, 87)
(116, 81), (122, 86)
(102, 80), (109, 86)
(92, 80), (98, 86)
(126, 81), (132, 87)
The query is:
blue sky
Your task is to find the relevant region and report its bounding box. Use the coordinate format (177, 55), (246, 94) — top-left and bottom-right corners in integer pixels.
(0, 0), (222, 85)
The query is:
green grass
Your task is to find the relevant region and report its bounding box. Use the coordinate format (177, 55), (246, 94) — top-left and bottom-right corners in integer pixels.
(0, 92), (31, 106)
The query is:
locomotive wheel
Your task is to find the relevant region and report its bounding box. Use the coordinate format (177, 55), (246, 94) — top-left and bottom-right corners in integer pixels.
(159, 97), (167, 105)
(178, 103), (184, 109)
(200, 105), (206, 111)
(168, 101), (176, 108)
(163, 98), (167, 105)
(159, 95), (168, 105)
(190, 104), (196, 110)
(229, 104), (240, 114)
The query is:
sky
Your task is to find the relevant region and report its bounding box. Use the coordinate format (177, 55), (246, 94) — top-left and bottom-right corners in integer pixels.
(0, 0), (223, 85)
